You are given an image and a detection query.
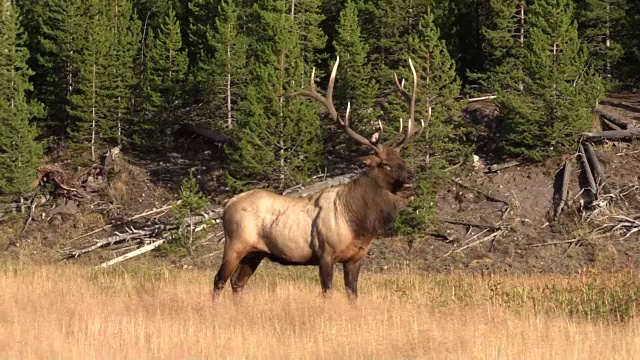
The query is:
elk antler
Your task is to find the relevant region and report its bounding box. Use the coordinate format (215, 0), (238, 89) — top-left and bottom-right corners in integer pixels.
(393, 59), (425, 149)
(290, 56), (381, 154)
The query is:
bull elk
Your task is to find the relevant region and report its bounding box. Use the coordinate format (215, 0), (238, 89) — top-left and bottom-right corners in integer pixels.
(213, 56), (424, 300)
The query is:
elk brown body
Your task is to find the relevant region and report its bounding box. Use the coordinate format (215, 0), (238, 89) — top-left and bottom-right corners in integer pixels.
(213, 57), (424, 300)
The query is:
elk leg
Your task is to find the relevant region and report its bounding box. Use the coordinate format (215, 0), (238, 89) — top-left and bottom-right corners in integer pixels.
(318, 258), (334, 297)
(230, 252), (265, 295)
(212, 248), (245, 299)
(343, 259), (363, 301)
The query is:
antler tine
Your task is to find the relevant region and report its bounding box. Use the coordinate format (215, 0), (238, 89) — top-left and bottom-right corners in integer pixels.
(310, 67), (317, 93)
(395, 58), (422, 149)
(345, 101), (351, 127)
(289, 56), (381, 154)
(394, 72), (412, 102)
(326, 55), (339, 113)
(371, 119), (384, 145)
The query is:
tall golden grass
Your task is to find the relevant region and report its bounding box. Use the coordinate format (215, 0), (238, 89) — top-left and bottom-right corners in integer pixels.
(0, 263), (639, 359)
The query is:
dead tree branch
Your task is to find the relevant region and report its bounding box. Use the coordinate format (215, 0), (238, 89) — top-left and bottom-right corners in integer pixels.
(580, 129), (640, 142)
(21, 196), (38, 234)
(98, 238), (167, 268)
(439, 230), (504, 260)
(578, 143), (598, 200)
(553, 159), (572, 220)
(451, 179), (510, 206)
(66, 202), (180, 244)
(486, 161), (521, 173)
(583, 142), (613, 196)
(441, 219), (502, 230)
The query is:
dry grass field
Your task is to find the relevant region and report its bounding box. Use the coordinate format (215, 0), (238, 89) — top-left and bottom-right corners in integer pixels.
(1, 262), (639, 359)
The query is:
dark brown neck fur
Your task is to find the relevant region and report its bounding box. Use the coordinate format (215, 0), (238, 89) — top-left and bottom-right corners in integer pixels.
(339, 172), (402, 240)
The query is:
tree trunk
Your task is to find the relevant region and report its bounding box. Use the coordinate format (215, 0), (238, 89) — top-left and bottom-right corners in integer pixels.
(581, 128), (640, 141)
(595, 106), (633, 129)
(227, 39), (232, 128)
(180, 124), (233, 144)
(91, 62), (97, 162)
(583, 142), (612, 195)
(578, 143), (598, 200)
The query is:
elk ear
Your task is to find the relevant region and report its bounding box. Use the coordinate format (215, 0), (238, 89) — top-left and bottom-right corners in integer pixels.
(359, 155), (381, 169)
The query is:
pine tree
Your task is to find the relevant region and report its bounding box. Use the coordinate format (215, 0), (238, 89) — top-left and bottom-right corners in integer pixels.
(360, 0), (431, 85)
(130, 4), (187, 146)
(132, 0), (173, 30)
(406, 9), (467, 164)
(474, 0), (527, 93)
(497, 0), (604, 161)
(227, 0), (323, 189)
(290, 0), (327, 71)
(210, 0), (247, 130)
(130, 26), (158, 145)
(333, 0), (378, 136)
(147, 7), (188, 117)
(67, 4), (112, 163)
(104, 0), (141, 146)
(174, 171), (209, 255)
(393, 9), (470, 234)
(185, 0), (219, 99)
(627, 2), (640, 83)
(19, 0), (89, 133)
(575, 0), (626, 82)
(445, 0), (492, 83)
(0, 2), (43, 195)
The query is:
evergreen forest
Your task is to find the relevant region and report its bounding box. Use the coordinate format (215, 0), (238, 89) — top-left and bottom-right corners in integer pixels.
(2, 0), (640, 229)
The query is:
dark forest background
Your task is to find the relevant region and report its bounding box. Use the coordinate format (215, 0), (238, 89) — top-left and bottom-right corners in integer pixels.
(1, 0), (639, 230)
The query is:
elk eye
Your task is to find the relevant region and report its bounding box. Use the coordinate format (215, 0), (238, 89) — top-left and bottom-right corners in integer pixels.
(382, 164), (391, 171)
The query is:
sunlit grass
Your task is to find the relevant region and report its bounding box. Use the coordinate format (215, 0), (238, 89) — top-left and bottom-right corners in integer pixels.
(0, 262), (639, 359)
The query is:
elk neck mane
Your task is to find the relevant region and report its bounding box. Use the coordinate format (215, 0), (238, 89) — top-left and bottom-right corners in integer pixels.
(337, 171), (401, 240)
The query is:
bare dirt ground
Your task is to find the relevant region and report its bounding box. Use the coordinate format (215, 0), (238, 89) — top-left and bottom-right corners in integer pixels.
(363, 93), (640, 275)
(365, 142), (640, 275)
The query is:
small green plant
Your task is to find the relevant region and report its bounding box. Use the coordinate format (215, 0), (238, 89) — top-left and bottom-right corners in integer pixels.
(173, 171), (209, 255)
(392, 157), (450, 235)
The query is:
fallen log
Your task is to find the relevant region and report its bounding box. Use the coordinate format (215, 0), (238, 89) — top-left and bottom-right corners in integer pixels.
(466, 95), (497, 103)
(180, 124), (234, 145)
(282, 170), (364, 197)
(599, 100), (640, 115)
(529, 238), (581, 247)
(99, 238), (167, 268)
(553, 159), (572, 220)
(63, 229), (157, 259)
(580, 129), (640, 142)
(183, 170), (364, 223)
(578, 143), (598, 200)
(487, 160), (521, 173)
(183, 208), (224, 226)
(601, 117), (622, 131)
(583, 142), (613, 196)
(594, 106), (632, 130)
(65, 202), (179, 244)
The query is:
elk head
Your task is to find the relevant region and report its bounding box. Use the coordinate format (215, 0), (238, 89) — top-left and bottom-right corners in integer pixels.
(291, 56), (424, 194)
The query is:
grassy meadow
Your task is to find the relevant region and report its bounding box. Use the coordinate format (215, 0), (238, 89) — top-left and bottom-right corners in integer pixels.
(0, 262), (639, 359)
